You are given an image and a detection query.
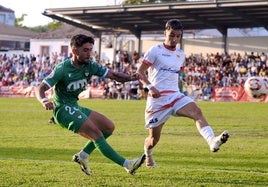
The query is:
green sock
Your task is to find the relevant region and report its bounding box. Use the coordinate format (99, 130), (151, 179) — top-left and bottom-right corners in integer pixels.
(82, 132), (111, 155)
(94, 136), (125, 166)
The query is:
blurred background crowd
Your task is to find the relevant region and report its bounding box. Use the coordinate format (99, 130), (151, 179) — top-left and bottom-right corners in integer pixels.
(0, 50), (267, 101)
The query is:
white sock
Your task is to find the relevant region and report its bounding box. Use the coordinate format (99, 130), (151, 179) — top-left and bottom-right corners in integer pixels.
(144, 144), (153, 156)
(199, 126), (215, 144)
(79, 150), (89, 160)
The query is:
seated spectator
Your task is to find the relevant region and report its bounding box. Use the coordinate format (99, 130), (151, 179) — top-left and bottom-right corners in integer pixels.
(202, 83), (213, 101)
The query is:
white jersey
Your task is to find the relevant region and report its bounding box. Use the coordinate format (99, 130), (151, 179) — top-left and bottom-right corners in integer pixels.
(142, 44), (194, 129)
(143, 43), (185, 93)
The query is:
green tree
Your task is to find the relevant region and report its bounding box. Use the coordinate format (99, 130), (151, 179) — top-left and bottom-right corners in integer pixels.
(15, 14), (28, 28)
(123, 0), (143, 4)
(48, 21), (63, 30)
(15, 14), (63, 33)
(29, 21), (62, 32)
(123, 0), (165, 5)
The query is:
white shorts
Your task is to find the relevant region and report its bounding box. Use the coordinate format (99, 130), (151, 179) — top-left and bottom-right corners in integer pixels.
(145, 92), (194, 129)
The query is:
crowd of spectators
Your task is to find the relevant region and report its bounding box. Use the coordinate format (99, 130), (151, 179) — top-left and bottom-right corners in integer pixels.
(0, 52), (69, 87)
(0, 50), (267, 101)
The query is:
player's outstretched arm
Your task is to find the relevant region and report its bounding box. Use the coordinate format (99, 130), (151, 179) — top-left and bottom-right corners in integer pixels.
(105, 70), (140, 83)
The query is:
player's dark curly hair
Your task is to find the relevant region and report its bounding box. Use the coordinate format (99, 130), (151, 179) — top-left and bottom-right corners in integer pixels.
(165, 19), (183, 30)
(70, 34), (95, 48)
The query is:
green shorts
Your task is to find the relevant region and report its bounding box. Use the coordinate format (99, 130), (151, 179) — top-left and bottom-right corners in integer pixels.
(53, 103), (92, 133)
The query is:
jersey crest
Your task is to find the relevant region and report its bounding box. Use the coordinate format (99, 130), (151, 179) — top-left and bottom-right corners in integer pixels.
(85, 70), (89, 76)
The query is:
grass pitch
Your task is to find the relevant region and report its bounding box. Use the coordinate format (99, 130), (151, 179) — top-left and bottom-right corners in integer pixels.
(0, 98), (267, 187)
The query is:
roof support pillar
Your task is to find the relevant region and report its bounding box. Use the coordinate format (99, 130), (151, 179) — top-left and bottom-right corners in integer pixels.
(219, 28), (228, 53)
(97, 32), (102, 61)
(134, 31), (142, 58)
(137, 36), (142, 58)
(180, 37), (184, 51)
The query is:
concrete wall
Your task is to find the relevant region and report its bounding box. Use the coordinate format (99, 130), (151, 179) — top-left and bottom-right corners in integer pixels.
(30, 38), (72, 57)
(30, 38), (101, 57)
(27, 35), (267, 62)
(140, 36), (268, 56)
(182, 36), (268, 56)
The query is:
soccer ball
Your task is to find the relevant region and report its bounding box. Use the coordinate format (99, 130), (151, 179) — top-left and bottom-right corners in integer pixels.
(244, 76), (268, 98)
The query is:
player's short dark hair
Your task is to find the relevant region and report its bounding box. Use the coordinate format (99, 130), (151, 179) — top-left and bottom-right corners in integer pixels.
(70, 34), (95, 48)
(165, 19), (183, 30)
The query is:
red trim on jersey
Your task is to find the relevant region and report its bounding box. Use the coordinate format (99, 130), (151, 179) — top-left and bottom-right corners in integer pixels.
(148, 90), (176, 97)
(143, 60), (153, 66)
(146, 94), (184, 114)
(163, 43), (176, 51)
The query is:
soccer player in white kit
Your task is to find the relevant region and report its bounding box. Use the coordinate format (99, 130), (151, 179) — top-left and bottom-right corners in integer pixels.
(137, 19), (229, 168)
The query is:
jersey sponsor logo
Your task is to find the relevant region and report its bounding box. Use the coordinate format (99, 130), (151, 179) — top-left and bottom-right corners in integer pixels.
(161, 53), (171, 57)
(149, 118), (158, 124)
(67, 79), (87, 91)
(159, 67), (179, 73)
(161, 53), (181, 59)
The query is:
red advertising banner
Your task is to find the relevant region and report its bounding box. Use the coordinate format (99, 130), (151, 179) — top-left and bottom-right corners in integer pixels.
(0, 86), (103, 99)
(0, 85), (267, 102)
(0, 85), (36, 97)
(212, 86), (268, 102)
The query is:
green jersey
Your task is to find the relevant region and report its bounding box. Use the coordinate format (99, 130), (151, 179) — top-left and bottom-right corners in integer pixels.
(44, 59), (107, 105)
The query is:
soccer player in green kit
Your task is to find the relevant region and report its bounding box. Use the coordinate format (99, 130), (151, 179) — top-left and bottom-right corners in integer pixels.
(35, 34), (145, 175)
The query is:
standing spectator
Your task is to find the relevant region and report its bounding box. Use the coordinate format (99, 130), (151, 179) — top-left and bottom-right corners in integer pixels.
(115, 50), (121, 72)
(123, 50), (130, 64)
(132, 50), (139, 64)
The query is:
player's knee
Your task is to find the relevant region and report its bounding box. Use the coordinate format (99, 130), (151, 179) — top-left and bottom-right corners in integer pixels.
(106, 121), (115, 134)
(196, 106), (203, 116)
(192, 106), (204, 120)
